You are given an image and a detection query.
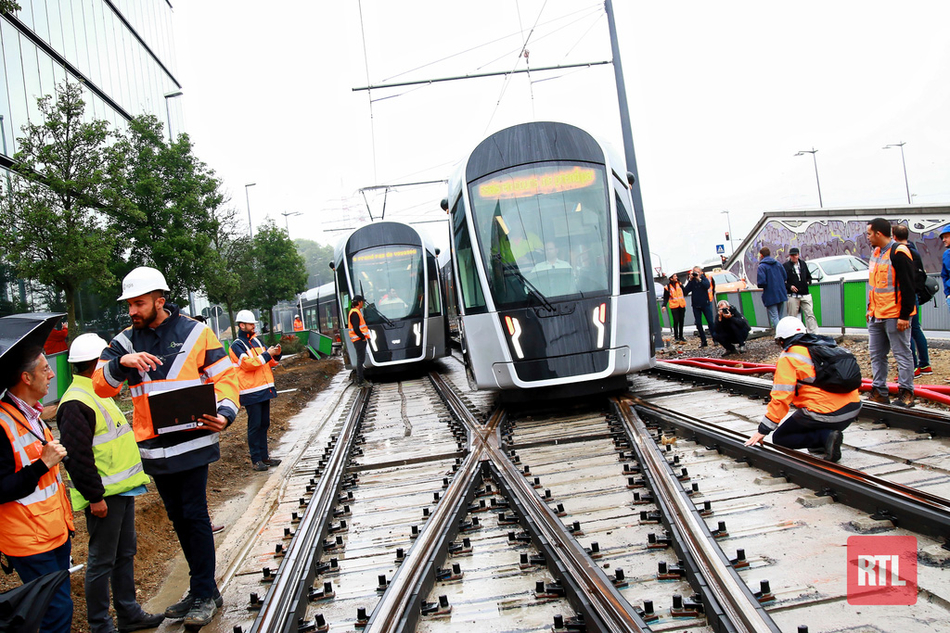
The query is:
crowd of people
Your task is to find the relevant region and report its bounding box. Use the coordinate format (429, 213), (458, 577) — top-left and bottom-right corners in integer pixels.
(0, 266), (286, 632)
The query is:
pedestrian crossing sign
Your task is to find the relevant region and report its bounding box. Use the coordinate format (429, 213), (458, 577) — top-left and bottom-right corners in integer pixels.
(716, 244), (725, 254)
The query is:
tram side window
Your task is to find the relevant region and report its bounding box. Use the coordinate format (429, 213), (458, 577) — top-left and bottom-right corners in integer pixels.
(452, 198), (488, 314)
(427, 256), (442, 316)
(616, 192), (643, 294)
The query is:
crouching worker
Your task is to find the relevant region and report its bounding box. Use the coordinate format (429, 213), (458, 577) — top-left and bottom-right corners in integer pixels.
(712, 300), (751, 355)
(744, 317), (862, 462)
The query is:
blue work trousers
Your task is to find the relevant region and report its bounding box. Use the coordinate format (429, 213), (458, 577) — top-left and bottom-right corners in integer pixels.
(765, 302), (786, 328)
(86, 495), (146, 633)
(772, 409), (853, 450)
(910, 302), (930, 369)
(7, 539), (72, 633)
(152, 466), (217, 600)
(246, 400), (272, 464)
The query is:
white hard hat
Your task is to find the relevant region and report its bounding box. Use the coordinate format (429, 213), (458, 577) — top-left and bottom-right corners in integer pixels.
(235, 310), (256, 324)
(775, 316), (806, 340)
(68, 333), (109, 363)
(295, 314), (300, 319)
(118, 266), (170, 301)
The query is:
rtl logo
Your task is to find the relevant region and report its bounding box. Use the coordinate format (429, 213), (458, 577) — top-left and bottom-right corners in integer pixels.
(847, 535), (917, 605)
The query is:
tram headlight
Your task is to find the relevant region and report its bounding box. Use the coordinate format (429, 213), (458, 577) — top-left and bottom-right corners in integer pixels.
(504, 315), (525, 359)
(413, 322), (422, 346)
(368, 329), (378, 352)
(592, 303), (606, 348)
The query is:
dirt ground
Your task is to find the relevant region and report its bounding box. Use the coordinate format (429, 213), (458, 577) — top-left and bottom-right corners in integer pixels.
(0, 354), (340, 632)
(656, 327), (950, 393)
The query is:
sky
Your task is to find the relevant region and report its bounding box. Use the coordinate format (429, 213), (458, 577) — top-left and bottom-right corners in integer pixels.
(171, 1), (950, 277)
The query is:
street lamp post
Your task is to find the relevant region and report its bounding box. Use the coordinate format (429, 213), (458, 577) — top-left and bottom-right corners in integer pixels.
(280, 211), (302, 235)
(245, 183), (256, 238)
(794, 148), (823, 208)
(721, 210), (735, 255)
(163, 90), (183, 143)
(883, 142), (911, 204)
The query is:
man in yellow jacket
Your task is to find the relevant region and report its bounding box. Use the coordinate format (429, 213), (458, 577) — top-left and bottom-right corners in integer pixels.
(745, 317), (862, 462)
(59, 334), (163, 633)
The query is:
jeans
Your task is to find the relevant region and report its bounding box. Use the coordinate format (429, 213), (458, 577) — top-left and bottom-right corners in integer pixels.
(7, 539), (72, 633)
(86, 496), (147, 632)
(691, 304), (715, 346)
(786, 295), (818, 333)
(910, 302), (929, 368)
(353, 339), (367, 383)
(868, 317), (914, 393)
(765, 302), (786, 328)
(152, 466), (217, 600)
(772, 409), (853, 450)
(246, 400), (272, 464)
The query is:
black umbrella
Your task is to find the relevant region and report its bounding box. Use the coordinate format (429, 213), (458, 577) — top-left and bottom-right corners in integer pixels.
(0, 313), (65, 390)
(0, 569), (70, 632)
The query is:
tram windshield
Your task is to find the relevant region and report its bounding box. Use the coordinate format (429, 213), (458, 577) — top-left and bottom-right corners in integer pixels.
(348, 246), (425, 323)
(469, 162), (611, 308)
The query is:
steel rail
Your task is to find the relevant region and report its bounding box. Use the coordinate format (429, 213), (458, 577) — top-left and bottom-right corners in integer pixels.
(250, 386), (371, 633)
(649, 361), (950, 437)
(631, 397), (950, 543)
(428, 374), (652, 633)
(614, 397), (781, 633)
(365, 374), (483, 632)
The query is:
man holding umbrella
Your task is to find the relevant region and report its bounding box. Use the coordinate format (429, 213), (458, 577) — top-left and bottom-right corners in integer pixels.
(0, 313), (74, 633)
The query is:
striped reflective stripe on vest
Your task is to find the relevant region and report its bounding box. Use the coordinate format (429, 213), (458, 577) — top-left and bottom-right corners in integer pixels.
(0, 409), (60, 506)
(138, 432), (220, 460)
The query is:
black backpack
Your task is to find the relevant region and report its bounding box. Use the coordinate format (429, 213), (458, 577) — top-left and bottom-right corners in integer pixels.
(894, 243), (939, 305)
(797, 340), (863, 393)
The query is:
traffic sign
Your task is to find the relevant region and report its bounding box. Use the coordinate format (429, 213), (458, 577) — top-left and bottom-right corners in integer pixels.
(715, 244), (725, 255)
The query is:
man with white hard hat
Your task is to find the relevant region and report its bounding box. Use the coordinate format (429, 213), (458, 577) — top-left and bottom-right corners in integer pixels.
(744, 316), (862, 462)
(58, 333), (163, 633)
(93, 266), (239, 629)
(229, 310), (282, 472)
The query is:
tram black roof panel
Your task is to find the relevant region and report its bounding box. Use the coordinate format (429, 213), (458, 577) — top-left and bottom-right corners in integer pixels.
(466, 121), (604, 182)
(345, 221), (423, 257)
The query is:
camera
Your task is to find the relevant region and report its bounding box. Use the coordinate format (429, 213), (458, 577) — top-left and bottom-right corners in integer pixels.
(691, 272), (698, 278)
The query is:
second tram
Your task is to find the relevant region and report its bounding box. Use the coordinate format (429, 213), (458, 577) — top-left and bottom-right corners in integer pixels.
(331, 221), (449, 372)
(443, 121), (655, 393)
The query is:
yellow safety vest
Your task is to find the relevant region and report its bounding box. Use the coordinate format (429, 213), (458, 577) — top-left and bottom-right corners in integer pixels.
(59, 376), (149, 511)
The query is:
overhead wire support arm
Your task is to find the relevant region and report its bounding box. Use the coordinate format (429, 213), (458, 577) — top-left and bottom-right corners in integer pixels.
(352, 60), (611, 92)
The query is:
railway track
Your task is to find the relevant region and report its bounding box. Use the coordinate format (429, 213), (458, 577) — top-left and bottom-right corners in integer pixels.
(207, 361), (950, 632)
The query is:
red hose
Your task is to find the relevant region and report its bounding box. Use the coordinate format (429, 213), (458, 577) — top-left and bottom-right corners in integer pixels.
(664, 358), (950, 405)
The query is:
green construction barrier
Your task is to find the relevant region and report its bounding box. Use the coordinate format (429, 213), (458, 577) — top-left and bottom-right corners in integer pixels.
(809, 286), (823, 327)
(740, 292), (759, 328)
(843, 281), (868, 328)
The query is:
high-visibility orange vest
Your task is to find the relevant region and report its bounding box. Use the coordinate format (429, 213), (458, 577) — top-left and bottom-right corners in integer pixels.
(707, 279), (715, 302)
(668, 284), (686, 309)
(868, 242), (917, 320)
(0, 402), (74, 557)
(348, 307), (369, 342)
(293, 318), (304, 331)
(765, 344), (861, 425)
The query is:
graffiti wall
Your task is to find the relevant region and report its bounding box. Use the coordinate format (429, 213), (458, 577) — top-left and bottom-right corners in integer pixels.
(731, 215), (950, 282)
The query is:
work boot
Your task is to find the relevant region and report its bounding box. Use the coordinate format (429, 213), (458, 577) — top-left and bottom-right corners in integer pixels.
(183, 597), (217, 628)
(867, 390), (890, 405)
(263, 458), (282, 466)
(252, 461), (269, 471)
(165, 592), (223, 620)
(118, 611), (165, 632)
(823, 430), (843, 463)
(895, 388), (915, 408)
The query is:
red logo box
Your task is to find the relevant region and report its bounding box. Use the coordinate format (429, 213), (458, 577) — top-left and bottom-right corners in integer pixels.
(847, 535), (917, 605)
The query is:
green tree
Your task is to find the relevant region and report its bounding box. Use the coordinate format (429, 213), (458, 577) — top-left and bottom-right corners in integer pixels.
(248, 220), (308, 328)
(294, 238), (335, 288)
(0, 82), (119, 336)
(0, 2), (23, 14)
(110, 115), (223, 306)
(205, 203), (253, 340)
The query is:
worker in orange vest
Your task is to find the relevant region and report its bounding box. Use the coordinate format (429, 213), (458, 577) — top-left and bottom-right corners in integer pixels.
(662, 273), (687, 343)
(865, 218), (917, 407)
(348, 296), (371, 387)
(293, 315), (304, 331)
(0, 329), (74, 633)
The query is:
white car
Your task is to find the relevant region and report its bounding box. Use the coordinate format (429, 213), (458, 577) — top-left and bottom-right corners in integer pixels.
(806, 255), (869, 282)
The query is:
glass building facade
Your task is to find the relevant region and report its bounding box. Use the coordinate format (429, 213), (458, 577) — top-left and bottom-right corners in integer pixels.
(0, 0), (182, 167)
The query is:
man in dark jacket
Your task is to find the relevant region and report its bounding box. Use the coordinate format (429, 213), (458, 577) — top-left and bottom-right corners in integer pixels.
(756, 247), (788, 327)
(783, 247), (818, 334)
(683, 266), (715, 348)
(892, 224), (931, 377)
(712, 300), (751, 355)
